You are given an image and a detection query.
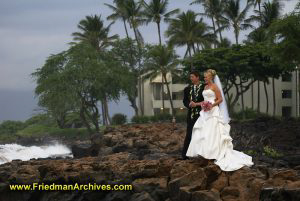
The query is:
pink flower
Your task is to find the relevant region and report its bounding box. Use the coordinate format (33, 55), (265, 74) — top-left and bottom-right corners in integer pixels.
(200, 101), (212, 112)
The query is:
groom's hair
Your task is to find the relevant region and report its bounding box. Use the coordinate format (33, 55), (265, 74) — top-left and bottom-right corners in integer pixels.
(190, 70), (200, 78)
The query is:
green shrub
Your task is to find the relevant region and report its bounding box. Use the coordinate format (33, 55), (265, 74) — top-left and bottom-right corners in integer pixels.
(24, 113), (56, 127)
(231, 108), (277, 120)
(132, 113), (187, 124)
(154, 113), (172, 121)
(112, 113), (127, 125)
(148, 113), (172, 123)
(16, 124), (90, 139)
(65, 112), (84, 128)
(131, 115), (150, 124)
(175, 113), (187, 123)
(244, 150), (258, 156)
(16, 124), (58, 137)
(0, 120), (26, 135)
(149, 115), (159, 122)
(263, 146), (283, 158)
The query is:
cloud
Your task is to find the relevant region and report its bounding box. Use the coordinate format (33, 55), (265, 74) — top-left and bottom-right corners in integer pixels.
(0, 0), (298, 121)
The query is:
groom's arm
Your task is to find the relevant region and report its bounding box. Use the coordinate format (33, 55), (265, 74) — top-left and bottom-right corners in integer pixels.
(183, 87), (190, 108)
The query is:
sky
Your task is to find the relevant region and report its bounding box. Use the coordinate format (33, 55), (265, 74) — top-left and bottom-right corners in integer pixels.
(0, 0), (298, 122)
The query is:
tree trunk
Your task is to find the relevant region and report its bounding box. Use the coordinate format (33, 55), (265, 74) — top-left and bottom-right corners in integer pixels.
(230, 79), (256, 115)
(184, 47), (189, 58)
(163, 73), (175, 119)
(272, 77), (276, 116)
(196, 43), (200, 51)
(264, 81), (269, 114)
(123, 18), (137, 114)
(103, 95), (111, 125)
(187, 45), (193, 70)
(80, 106), (93, 134)
(132, 25), (144, 116)
(257, 81), (260, 113)
(232, 84), (240, 113)
(56, 114), (66, 129)
(216, 20), (223, 42)
(239, 77), (245, 119)
(123, 19), (130, 39)
(192, 44), (196, 54)
(162, 75), (165, 112)
(128, 95), (139, 116)
(92, 103), (100, 132)
(259, 3), (262, 26)
(235, 31), (239, 45)
(101, 101), (107, 125)
(157, 22), (162, 45)
(211, 16), (217, 48)
(251, 79), (254, 110)
(123, 18), (135, 69)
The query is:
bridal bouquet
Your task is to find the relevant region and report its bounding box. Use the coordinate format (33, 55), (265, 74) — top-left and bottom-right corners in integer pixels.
(200, 101), (212, 112)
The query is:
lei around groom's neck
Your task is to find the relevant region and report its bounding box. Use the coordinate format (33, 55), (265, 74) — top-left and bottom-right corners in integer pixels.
(190, 80), (204, 87)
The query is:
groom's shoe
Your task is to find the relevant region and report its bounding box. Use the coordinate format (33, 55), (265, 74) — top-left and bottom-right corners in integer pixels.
(180, 156), (190, 160)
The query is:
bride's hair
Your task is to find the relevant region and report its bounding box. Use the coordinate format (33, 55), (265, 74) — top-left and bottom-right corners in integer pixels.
(204, 69), (217, 79)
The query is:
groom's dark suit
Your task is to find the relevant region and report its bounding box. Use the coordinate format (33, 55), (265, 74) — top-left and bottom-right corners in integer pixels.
(182, 83), (205, 159)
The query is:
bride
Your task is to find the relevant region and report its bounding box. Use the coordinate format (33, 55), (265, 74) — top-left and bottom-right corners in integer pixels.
(186, 69), (253, 171)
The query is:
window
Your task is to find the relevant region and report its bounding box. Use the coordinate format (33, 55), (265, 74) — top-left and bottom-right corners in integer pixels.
(282, 73), (292, 82)
(172, 91), (184, 100)
(282, 90), (292, 99)
(153, 83), (161, 100)
(153, 83), (169, 100)
(282, 106), (291, 117)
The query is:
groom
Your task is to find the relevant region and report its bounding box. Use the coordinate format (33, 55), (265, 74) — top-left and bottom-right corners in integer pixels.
(181, 70), (205, 160)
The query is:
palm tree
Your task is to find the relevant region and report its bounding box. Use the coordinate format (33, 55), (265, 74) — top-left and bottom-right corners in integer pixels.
(248, 0), (282, 28)
(248, 0), (283, 115)
(218, 37), (232, 47)
(269, 12), (300, 67)
(166, 10), (216, 58)
(144, 45), (181, 119)
(270, 14), (300, 65)
(125, 0), (146, 47)
(105, 0), (131, 39)
(296, 1), (300, 13)
(245, 27), (268, 111)
(223, 0), (254, 45)
(124, 0), (147, 115)
(142, 0), (179, 45)
(248, 0), (263, 113)
(190, 0), (227, 45)
(263, 0), (282, 115)
(141, 0), (179, 110)
(249, 0), (263, 24)
(222, 0), (253, 118)
(72, 15), (118, 125)
(72, 15), (118, 51)
(105, 0), (140, 115)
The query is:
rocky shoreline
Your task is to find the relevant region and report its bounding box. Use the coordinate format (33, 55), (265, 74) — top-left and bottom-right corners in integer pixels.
(0, 118), (300, 201)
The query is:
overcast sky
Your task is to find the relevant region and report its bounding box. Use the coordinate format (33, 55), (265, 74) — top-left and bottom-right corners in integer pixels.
(0, 0), (298, 122)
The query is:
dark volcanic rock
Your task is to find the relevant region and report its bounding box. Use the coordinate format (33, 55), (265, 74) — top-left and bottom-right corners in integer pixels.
(260, 187), (300, 201)
(1, 121), (300, 201)
(71, 143), (100, 158)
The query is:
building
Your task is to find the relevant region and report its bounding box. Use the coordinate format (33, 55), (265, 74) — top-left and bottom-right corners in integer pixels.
(136, 69), (300, 118)
(136, 71), (188, 116)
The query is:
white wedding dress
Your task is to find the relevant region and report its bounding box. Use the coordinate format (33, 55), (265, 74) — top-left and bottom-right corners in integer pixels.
(186, 88), (254, 171)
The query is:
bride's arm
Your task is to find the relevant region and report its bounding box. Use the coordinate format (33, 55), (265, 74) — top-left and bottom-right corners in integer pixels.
(211, 84), (223, 108)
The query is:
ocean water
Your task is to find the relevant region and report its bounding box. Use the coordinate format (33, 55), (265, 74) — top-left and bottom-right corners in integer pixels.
(0, 143), (73, 165)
